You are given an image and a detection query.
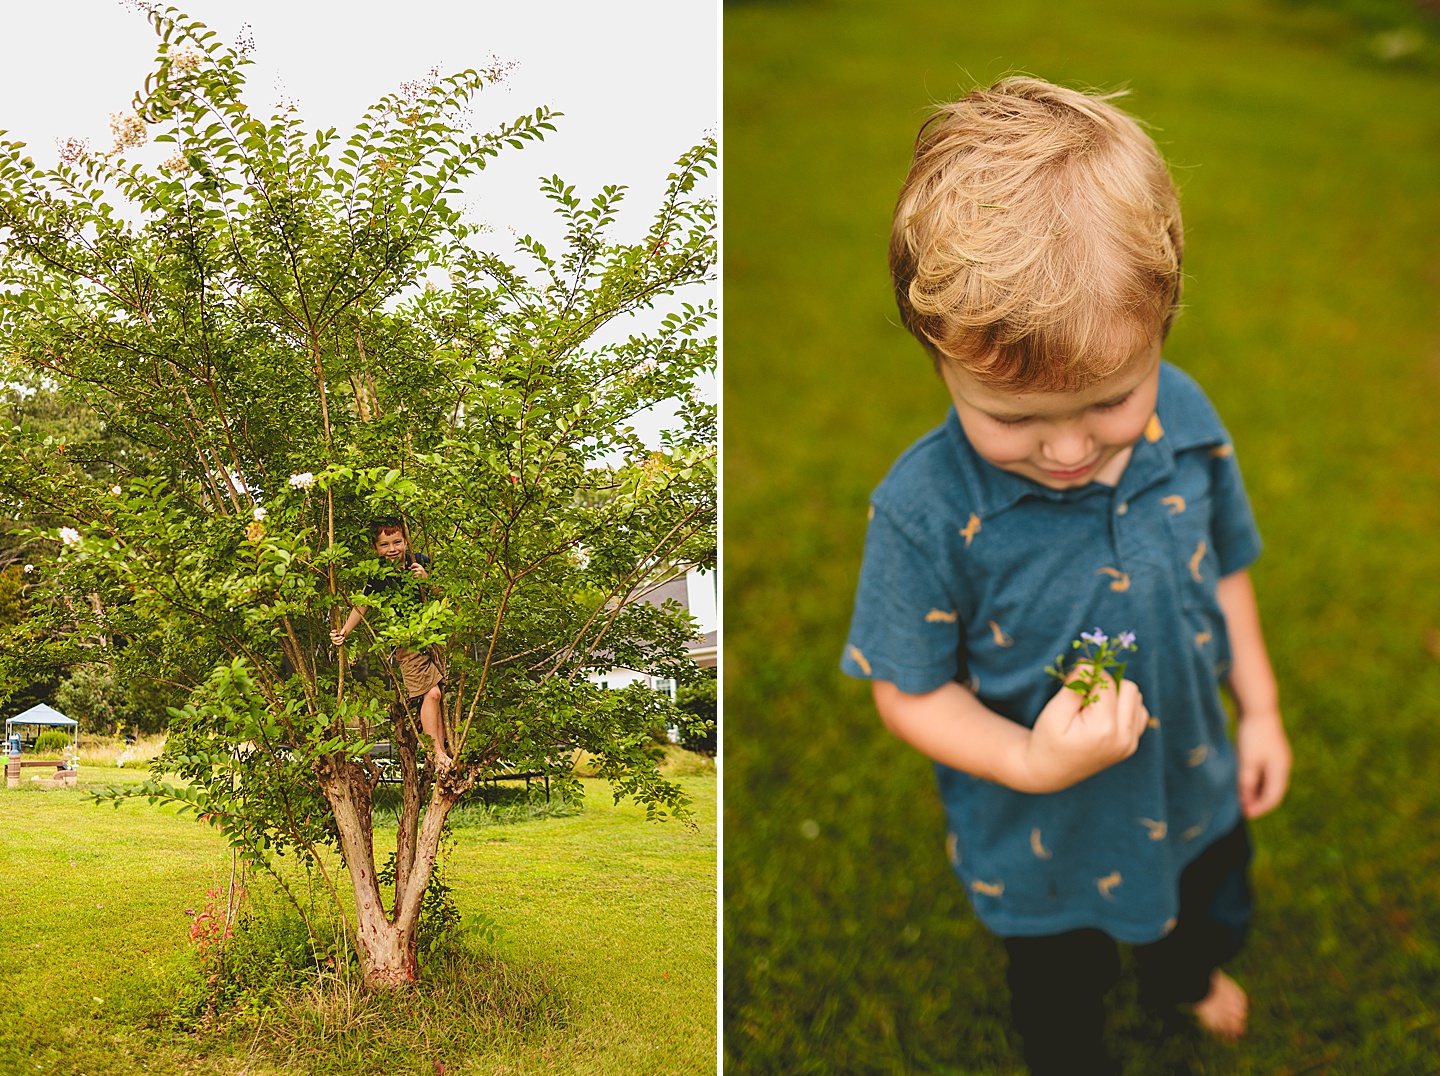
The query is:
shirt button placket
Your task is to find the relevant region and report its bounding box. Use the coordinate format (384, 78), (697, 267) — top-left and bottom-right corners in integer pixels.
(1108, 496), (1131, 580)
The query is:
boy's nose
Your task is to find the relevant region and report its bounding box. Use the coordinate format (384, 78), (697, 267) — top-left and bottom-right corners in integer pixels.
(1041, 426), (1092, 467)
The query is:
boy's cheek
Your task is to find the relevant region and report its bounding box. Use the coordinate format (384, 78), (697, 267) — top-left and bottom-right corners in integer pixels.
(954, 413), (1021, 462)
(970, 429), (1036, 468)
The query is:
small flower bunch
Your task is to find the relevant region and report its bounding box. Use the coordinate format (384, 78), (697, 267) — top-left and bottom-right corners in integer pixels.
(625, 357), (659, 381)
(1045, 627), (1137, 708)
(107, 110), (148, 156)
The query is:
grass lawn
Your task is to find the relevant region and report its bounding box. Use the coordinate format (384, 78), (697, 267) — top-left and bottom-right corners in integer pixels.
(0, 764), (716, 1075)
(723, 0), (1440, 1072)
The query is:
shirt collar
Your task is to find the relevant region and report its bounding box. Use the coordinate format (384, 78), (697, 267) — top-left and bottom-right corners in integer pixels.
(943, 407), (1106, 517)
(942, 361), (1223, 517)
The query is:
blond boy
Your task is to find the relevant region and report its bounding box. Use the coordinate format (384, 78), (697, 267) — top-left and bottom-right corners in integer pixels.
(841, 78), (1291, 1073)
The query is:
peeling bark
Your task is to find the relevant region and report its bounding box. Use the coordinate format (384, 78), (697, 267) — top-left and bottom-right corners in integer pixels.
(318, 755), (416, 988)
(318, 743), (473, 990)
(394, 774), (461, 929)
(392, 704), (423, 914)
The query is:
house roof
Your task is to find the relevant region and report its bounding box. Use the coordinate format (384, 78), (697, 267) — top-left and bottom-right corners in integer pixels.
(638, 575), (690, 610)
(638, 580), (716, 657)
(590, 572), (718, 673)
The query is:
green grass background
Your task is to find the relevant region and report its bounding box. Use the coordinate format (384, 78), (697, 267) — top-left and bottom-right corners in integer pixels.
(723, 0), (1440, 1071)
(0, 769), (716, 1075)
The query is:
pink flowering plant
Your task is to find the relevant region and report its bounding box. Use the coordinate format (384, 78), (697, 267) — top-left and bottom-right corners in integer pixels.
(188, 885), (243, 955)
(1045, 628), (1137, 708)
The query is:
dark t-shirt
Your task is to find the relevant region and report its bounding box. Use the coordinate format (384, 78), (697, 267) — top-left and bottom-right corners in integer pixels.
(362, 551), (432, 607)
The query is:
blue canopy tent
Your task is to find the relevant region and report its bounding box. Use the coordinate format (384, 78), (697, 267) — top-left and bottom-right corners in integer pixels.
(5, 703), (79, 759)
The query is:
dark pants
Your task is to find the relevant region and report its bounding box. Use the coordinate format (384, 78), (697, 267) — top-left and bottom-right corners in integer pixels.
(1002, 821), (1252, 1076)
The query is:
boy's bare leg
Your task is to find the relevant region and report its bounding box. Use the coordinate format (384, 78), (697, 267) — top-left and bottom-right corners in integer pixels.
(418, 684), (451, 768)
(1187, 968), (1247, 1040)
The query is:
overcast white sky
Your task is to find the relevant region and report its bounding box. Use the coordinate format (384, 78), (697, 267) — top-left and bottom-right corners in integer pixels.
(0, 0), (718, 433)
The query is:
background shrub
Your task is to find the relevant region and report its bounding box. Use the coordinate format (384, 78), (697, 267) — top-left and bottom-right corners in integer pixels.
(52, 664), (137, 735)
(677, 671), (717, 753)
(33, 729), (71, 756)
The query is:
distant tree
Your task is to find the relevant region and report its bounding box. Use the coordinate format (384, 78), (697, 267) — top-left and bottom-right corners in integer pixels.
(0, 8), (714, 988)
(0, 366), (151, 566)
(0, 562), (60, 717)
(0, 564), (23, 630)
(53, 662), (161, 734)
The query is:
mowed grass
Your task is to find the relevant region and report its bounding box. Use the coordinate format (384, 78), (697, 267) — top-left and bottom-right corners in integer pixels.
(724, 0), (1440, 1072)
(0, 765), (716, 1075)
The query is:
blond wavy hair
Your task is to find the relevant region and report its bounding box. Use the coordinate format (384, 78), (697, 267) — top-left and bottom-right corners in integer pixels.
(890, 77), (1184, 390)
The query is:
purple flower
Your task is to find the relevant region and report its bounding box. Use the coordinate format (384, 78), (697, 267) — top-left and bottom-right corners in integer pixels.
(1117, 631), (1137, 650)
(1079, 628), (1107, 646)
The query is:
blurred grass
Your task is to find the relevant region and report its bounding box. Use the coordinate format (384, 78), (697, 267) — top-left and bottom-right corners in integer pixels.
(723, 0), (1440, 1071)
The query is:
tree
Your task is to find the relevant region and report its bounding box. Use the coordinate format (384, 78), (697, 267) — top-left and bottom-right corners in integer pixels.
(0, 7), (715, 989)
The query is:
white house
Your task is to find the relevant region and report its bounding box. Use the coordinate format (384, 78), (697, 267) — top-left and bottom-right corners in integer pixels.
(591, 566), (717, 698)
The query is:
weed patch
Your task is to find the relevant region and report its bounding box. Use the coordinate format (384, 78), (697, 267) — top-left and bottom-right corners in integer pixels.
(165, 882), (338, 1033)
(152, 887), (564, 1075)
(259, 948), (569, 1075)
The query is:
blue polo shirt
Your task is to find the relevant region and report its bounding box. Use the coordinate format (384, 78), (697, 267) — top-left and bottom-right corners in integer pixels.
(841, 362), (1261, 943)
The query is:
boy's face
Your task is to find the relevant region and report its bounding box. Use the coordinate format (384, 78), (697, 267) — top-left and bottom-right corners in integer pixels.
(941, 332), (1162, 490)
(373, 527), (408, 561)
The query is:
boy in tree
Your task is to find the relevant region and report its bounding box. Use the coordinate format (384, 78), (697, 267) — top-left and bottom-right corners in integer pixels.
(332, 518), (449, 767)
(840, 78), (1292, 1073)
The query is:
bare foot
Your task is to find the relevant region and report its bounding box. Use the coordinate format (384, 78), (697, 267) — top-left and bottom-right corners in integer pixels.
(435, 752), (453, 770)
(1187, 969), (1247, 1041)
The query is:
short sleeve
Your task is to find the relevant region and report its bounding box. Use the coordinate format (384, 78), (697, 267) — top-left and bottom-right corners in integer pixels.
(840, 505), (968, 694)
(1210, 448), (1263, 576)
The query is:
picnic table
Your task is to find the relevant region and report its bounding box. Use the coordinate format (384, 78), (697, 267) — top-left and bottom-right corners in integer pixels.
(6, 756), (76, 788)
(366, 742), (551, 801)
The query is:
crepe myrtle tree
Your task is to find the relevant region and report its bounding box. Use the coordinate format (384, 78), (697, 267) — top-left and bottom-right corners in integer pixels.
(0, 8), (715, 988)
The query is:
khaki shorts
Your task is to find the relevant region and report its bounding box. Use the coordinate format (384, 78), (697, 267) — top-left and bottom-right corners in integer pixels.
(395, 646), (444, 700)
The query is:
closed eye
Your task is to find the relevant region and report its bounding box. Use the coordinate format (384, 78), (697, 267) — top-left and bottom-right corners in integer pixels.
(988, 412), (1033, 426)
(1091, 390), (1134, 411)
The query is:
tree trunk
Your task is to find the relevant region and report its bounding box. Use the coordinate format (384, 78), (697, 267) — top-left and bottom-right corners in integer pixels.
(391, 772), (462, 939)
(392, 704), (423, 914)
(319, 755), (417, 988)
(318, 751), (467, 990)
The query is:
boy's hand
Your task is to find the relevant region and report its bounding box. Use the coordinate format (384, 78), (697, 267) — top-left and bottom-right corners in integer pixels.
(1022, 670), (1150, 793)
(1235, 708), (1290, 818)
(329, 629), (346, 646)
(409, 562), (428, 579)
